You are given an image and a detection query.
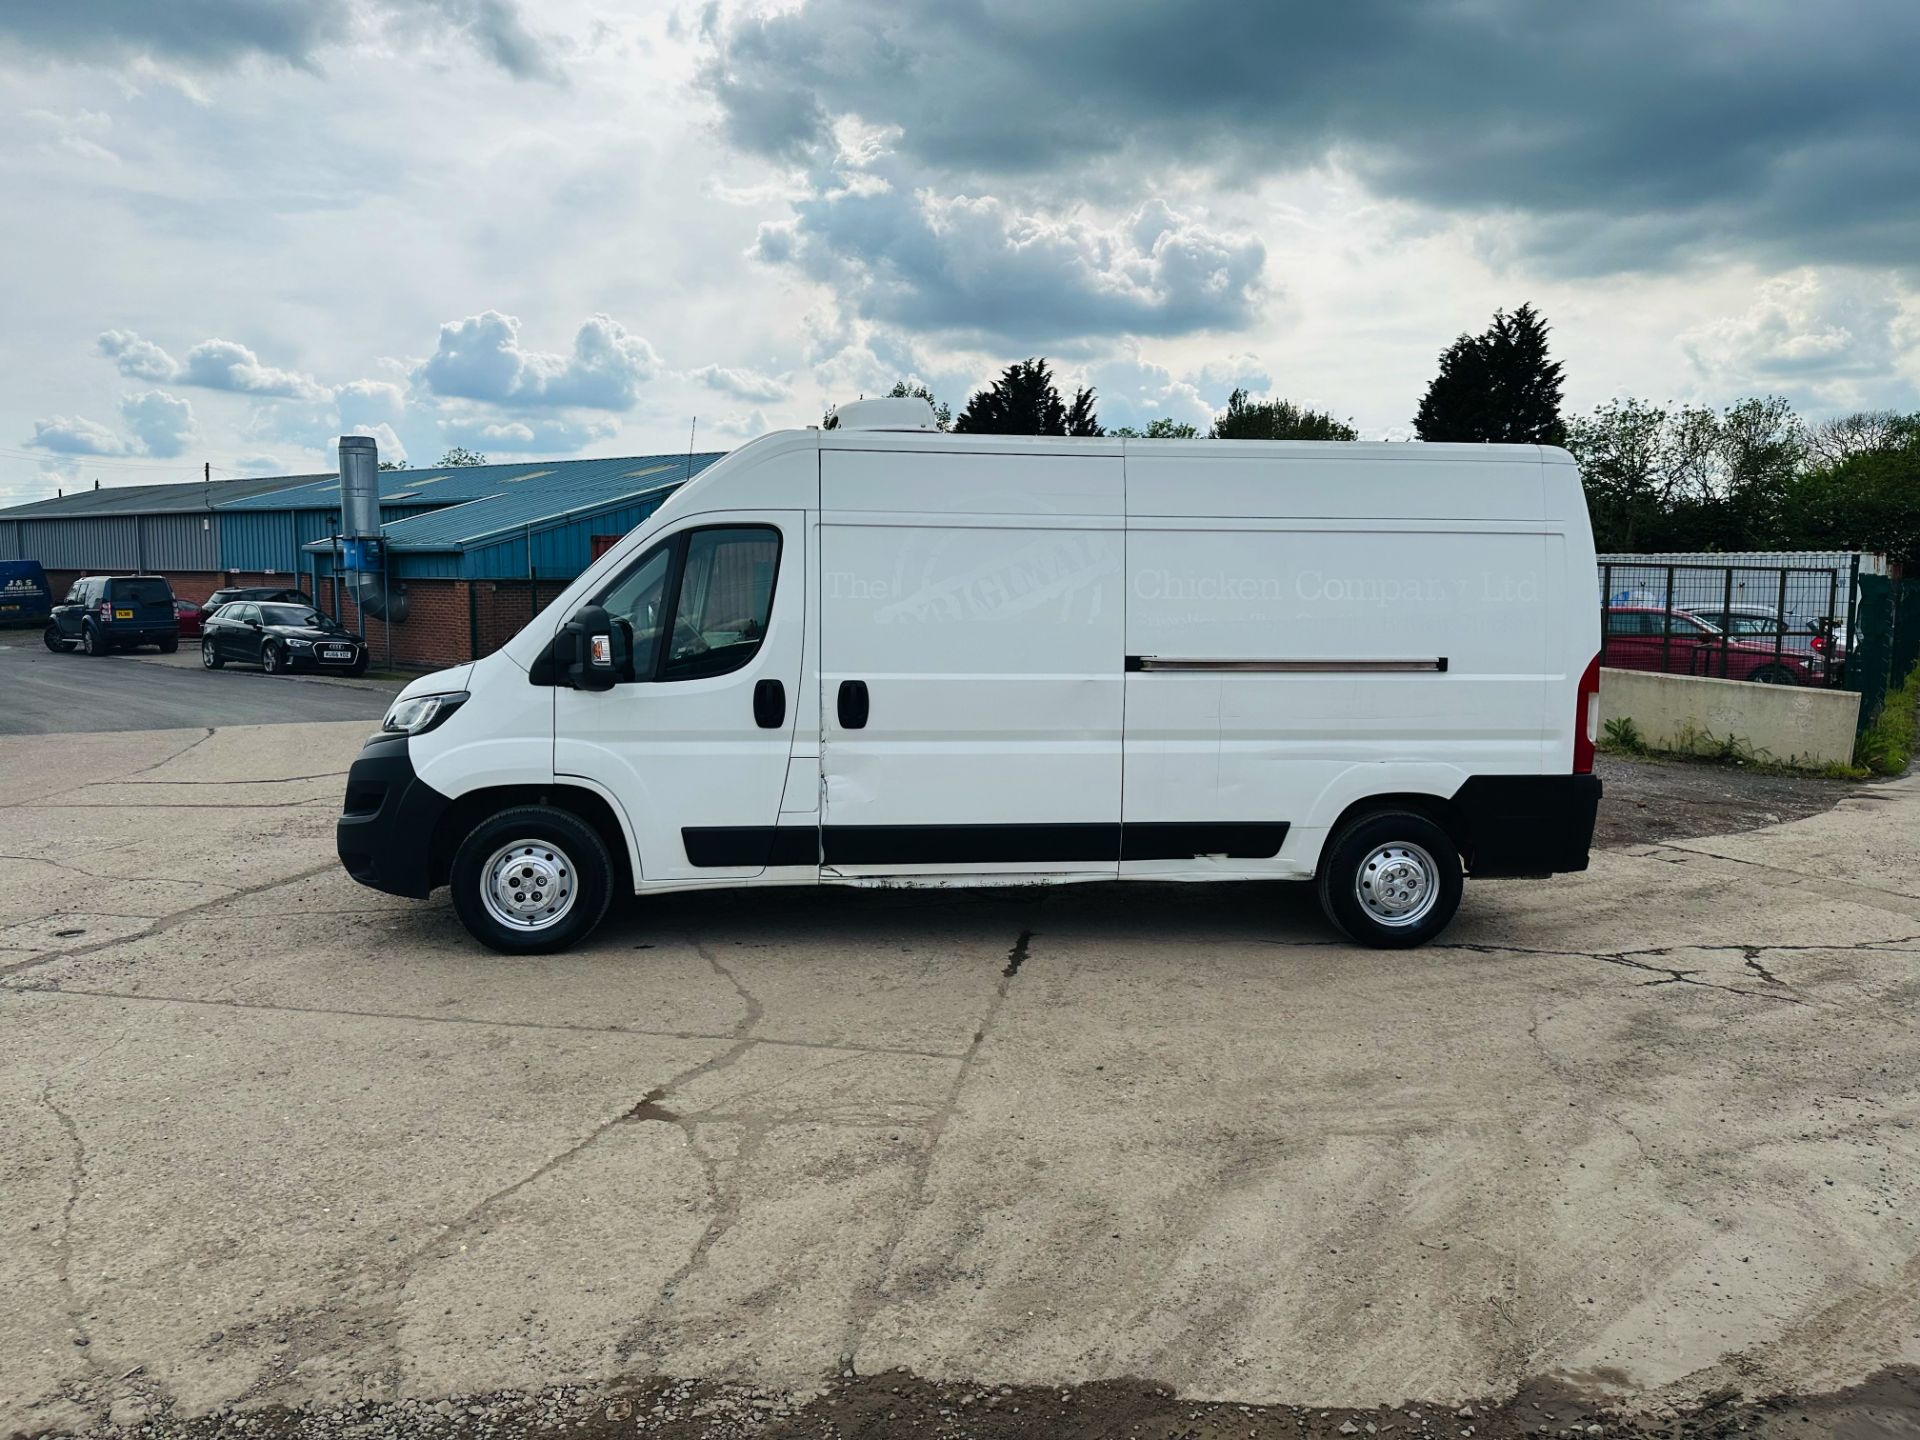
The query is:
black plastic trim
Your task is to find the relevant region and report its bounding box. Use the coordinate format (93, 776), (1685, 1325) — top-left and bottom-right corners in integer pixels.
(682, 826), (818, 868)
(1450, 773), (1601, 877)
(335, 733), (452, 899)
(1120, 822), (1288, 861)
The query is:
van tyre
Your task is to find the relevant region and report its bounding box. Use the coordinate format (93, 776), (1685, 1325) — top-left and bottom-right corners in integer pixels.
(450, 805), (613, 955)
(1316, 809), (1463, 949)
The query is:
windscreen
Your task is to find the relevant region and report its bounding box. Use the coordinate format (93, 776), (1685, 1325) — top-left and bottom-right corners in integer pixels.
(261, 604), (337, 630)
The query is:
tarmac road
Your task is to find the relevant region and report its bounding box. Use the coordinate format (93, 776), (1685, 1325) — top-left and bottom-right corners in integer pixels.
(0, 637), (395, 734)
(2, 722), (1917, 1439)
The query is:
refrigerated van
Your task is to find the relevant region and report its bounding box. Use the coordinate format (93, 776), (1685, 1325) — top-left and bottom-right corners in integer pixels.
(338, 397), (1603, 954)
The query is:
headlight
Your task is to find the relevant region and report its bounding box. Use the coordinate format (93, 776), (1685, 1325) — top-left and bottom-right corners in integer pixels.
(287, 637), (314, 648)
(381, 691), (469, 736)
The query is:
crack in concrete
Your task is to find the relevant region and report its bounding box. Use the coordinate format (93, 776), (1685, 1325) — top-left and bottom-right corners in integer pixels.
(0, 853), (230, 892)
(842, 896), (1047, 1364)
(116, 772), (348, 786)
(121, 727), (215, 779)
(1440, 939), (1860, 1005)
(37, 1081), (112, 1425)
(0, 860), (346, 981)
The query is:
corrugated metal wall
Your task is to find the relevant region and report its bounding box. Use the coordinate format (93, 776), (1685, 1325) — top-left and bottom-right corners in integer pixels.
(222, 504), (439, 574)
(452, 493), (673, 580)
(139, 513), (219, 571)
(12, 516), (143, 570)
(0, 519), (18, 561)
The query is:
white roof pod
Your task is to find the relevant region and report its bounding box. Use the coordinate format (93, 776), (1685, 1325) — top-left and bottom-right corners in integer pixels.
(830, 396), (940, 431)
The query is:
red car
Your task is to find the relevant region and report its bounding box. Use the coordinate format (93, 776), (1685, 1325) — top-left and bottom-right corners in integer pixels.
(173, 599), (205, 639)
(1603, 607), (1812, 685)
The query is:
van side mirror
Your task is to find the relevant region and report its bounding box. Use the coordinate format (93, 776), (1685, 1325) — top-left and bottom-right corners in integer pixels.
(558, 604), (627, 690)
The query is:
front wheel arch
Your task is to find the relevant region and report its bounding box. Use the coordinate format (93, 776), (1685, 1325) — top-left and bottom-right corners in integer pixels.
(430, 783), (636, 898)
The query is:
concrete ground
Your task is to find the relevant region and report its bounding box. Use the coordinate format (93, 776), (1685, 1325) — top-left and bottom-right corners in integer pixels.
(2, 722), (1918, 1437)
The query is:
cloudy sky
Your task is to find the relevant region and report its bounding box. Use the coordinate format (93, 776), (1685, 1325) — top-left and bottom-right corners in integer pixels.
(2, 0), (1916, 504)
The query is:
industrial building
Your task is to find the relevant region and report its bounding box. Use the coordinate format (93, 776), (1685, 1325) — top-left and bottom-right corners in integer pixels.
(0, 447), (724, 667)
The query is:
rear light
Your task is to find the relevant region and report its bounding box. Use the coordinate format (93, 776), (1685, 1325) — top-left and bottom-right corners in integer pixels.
(97, 599), (111, 619)
(1810, 635), (1826, 651)
(1573, 653), (1601, 774)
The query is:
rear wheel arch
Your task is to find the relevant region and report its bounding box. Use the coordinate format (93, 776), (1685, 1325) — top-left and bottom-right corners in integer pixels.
(1315, 791), (1472, 875)
(431, 783), (637, 896)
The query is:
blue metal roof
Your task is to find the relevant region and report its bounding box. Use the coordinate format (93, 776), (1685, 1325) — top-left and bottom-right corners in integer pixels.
(363, 453), (722, 552)
(220, 452), (723, 519)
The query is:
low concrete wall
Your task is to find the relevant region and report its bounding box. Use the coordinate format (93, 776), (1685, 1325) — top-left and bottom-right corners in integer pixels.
(1600, 667), (1861, 767)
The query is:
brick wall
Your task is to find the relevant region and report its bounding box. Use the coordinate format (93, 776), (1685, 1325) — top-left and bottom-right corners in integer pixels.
(44, 569), (224, 604)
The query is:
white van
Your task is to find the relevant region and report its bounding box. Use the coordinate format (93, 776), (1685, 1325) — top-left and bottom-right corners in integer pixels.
(338, 398), (1602, 953)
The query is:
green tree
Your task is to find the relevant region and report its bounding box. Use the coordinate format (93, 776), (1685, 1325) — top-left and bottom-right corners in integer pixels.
(1782, 415), (1920, 565)
(823, 379), (952, 431)
(952, 358), (1100, 436)
(1113, 418), (1201, 438)
(436, 446), (487, 467)
(1413, 303), (1566, 445)
(377, 459), (411, 471)
(1208, 389), (1357, 441)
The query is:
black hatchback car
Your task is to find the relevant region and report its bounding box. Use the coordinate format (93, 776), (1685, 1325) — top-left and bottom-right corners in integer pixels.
(201, 601), (368, 676)
(202, 584), (313, 614)
(45, 575), (179, 655)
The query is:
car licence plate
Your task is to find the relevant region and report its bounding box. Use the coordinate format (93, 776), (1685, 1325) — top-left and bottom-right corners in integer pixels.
(115, 608), (134, 619)
(320, 646), (352, 661)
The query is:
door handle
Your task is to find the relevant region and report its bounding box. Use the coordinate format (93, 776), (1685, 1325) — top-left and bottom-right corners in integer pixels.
(837, 679), (869, 730)
(753, 678), (786, 729)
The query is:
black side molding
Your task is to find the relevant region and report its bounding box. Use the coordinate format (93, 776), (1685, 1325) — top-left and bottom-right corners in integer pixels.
(681, 821), (1291, 869)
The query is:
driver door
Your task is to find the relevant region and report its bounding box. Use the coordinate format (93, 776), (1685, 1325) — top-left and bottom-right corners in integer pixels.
(554, 512), (810, 885)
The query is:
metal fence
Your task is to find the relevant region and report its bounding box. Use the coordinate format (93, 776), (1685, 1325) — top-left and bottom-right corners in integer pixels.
(1597, 560), (1856, 689)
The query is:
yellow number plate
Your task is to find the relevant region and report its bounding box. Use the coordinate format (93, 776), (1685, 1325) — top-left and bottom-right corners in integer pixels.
(114, 608), (134, 619)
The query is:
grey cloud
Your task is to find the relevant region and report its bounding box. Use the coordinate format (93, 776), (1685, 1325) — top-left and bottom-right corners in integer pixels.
(414, 312), (660, 411)
(1682, 269), (1918, 409)
(705, 0), (1920, 276)
(0, 0), (557, 80)
(758, 177), (1265, 341)
(692, 363), (791, 403)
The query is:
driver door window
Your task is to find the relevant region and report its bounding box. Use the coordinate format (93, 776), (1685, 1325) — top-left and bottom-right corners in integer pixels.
(594, 525), (782, 683)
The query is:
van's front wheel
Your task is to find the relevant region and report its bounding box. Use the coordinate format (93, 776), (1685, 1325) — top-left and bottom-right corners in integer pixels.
(450, 805), (613, 955)
(1316, 810), (1463, 948)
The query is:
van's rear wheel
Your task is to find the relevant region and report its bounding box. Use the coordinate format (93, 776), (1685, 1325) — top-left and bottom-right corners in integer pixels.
(450, 806), (613, 955)
(1316, 810), (1462, 948)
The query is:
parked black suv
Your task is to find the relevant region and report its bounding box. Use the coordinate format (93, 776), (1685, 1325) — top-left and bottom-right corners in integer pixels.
(202, 585), (314, 615)
(45, 575), (179, 655)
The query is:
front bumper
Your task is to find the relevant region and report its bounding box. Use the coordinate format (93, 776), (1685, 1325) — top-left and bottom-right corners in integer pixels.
(336, 733), (451, 898)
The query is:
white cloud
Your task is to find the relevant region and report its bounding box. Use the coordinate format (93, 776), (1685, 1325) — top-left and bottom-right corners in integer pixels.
(1682, 268), (1918, 408)
(691, 363), (790, 402)
(28, 412), (129, 456)
(120, 389), (194, 457)
(181, 338), (329, 400)
(97, 329), (182, 381)
(414, 311), (661, 410)
(24, 389), (194, 458)
(347, 422), (407, 466)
